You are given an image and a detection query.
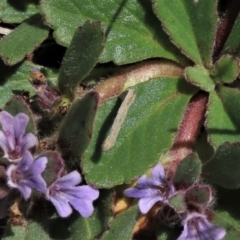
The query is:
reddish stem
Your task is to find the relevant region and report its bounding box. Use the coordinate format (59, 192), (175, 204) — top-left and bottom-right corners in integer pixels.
(213, 0), (240, 60)
(167, 92), (208, 179)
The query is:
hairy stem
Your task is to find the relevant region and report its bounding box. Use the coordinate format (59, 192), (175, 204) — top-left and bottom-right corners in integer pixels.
(167, 91), (208, 178)
(213, 0), (240, 60)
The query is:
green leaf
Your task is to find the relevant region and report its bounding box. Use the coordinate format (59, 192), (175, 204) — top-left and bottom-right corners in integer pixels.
(49, 190), (113, 240)
(0, 14), (49, 65)
(4, 201), (50, 240)
(223, 12), (240, 55)
(206, 91), (240, 147)
(83, 77), (197, 188)
(217, 86), (240, 128)
(185, 185), (212, 208)
(169, 191), (186, 212)
(58, 21), (104, 100)
(193, 128), (214, 164)
(5, 224), (50, 240)
(101, 205), (138, 240)
(156, 225), (180, 240)
(0, 0), (38, 23)
(212, 188), (240, 239)
(58, 92), (99, 168)
(173, 153), (202, 186)
(40, 0), (186, 65)
(210, 55), (240, 84)
(202, 143), (240, 188)
(0, 60), (58, 109)
(153, 0), (217, 67)
(185, 65), (215, 92)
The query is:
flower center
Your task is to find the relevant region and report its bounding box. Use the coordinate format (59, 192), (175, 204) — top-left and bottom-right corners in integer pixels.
(8, 148), (21, 160)
(11, 169), (23, 183)
(49, 184), (60, 196)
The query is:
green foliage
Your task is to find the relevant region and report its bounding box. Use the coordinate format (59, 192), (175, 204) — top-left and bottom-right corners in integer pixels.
(1, 1), (240, 239)
(100, 205), (138, 240)
(173, 153), (202, 186)
(49, 190), (113, 240)
(206, 90), (240, 147)
(169, 191), (186, 212)
(83, 77), (197, 187)
(58, 21), (104, 100)
(210, 55), (240, 84)
(0, 0), (39, 23)
(202, 143), (240, 188)
(223, 12), (240, 55)
(40, 0), (186, 65)
(0, 14), (49, 65)
(58, 92), (99, 167)
(185, 65), (215, 92)
(153, 0), (217, 67)
(0, 60), (58, 108)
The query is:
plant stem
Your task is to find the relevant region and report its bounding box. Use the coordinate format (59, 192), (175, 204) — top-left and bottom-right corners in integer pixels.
(167, 91), (208, 178)
(213, 0), (240, 60)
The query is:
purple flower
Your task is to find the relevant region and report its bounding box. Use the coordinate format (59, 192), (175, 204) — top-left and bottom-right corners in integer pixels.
(124, 164), (175, 214)
(6, 151), (47, 200)
(0, 111), (38, 162)
(177, 212), (226, 240)
(46, 170), (99, 218)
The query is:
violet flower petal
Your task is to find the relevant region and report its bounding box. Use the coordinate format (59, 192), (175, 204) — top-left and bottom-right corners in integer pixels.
(151, 163), (166, 185)
(21, 133), (38, 152)
(46, 171), (99, 218)
(14, 113), (29, 141)
(17, 151), (33, 171)
(0, 130), (9, 156)
(17, 183), (32, 200)
(124, 187), (159, 198)
(49, 195), (72, 218)
(0, 111), (15, 150)
(124, 164), (175, 214)
(139, 195), (163, 214)
(55, 170), (81, 187)
(67, 186), (99, 218)
(6, 151), (47, 200)
(177, 213), (226, 240)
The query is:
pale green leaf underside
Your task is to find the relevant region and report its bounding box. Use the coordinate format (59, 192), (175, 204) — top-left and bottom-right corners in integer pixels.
(0, 14), (49, 65)
(0, 0), (38, 23)
(0, 60), (58, 108)
(153, 0), (217, 67)
(83, 77), (197, 188)
(40, 0), (186, 65)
